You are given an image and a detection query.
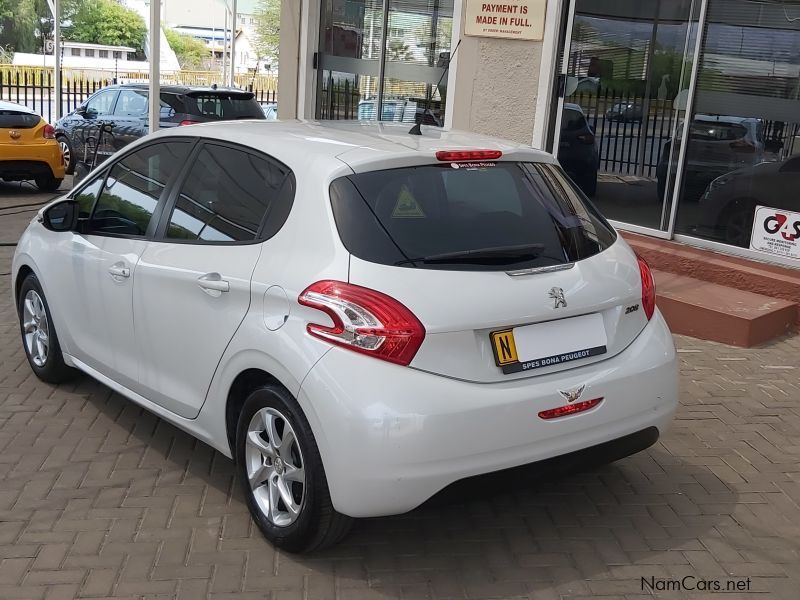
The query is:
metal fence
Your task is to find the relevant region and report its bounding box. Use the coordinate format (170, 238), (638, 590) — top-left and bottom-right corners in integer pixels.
(569, 89), (800, 178)
(0, 65), (277, 123)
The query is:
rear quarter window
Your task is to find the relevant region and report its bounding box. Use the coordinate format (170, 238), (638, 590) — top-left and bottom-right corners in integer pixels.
(184, 93), (264, 120)
(330, 161), (616, 271)
(0, 111), (40, 129)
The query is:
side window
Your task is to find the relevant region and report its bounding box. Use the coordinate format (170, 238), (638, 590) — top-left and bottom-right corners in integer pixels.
(165, 144), (291, 243)
(88, 142), (190, 237)
(74, 176), (106, 219)
(114, 89), (148, 117)
(85, 90), (116, 116)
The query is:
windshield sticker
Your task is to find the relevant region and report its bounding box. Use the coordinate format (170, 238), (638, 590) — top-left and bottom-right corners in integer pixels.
(450, 162), (497, 169)
(392, 185), (426, 218)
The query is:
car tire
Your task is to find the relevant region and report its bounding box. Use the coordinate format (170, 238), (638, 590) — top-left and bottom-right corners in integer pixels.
(17, 273), (75, 384)
(56, 135), (75, 175)
(235, 385), (353, 553)
(35, 174), (63, 193)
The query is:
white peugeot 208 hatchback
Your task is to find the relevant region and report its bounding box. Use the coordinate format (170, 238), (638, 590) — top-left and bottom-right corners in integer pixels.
(12, 121), (678, 552)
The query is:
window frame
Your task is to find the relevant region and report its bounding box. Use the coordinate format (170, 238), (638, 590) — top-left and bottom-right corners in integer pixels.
(67, 137), (199, 240)
(153, 139), (296, 246)
(84, 89), (120, 117)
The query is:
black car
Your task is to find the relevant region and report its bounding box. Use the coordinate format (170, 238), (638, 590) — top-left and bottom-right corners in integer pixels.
(558, 103), (599, 196)
(55, 84), (265, 174)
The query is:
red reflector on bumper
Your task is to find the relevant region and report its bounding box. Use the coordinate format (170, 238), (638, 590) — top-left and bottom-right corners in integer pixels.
(538, 397), (603, 420)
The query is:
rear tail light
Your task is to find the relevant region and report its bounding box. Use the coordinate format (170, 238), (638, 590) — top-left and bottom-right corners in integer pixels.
(298, 280), (425, 366)
(637, 255), (656, 321)
(576, 133), (595, 145)
(538, 397), (603, 420)
(436, 150), (502, 162)
(43, 124), (56, 139)
(178, 120), (195, 126)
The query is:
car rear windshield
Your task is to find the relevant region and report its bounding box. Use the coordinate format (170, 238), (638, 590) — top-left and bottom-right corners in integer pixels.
(330, 161), (616, 271)
(690, 122), (748, 141)
(0, 110), (39, 129)
(184, 92), (264, 120)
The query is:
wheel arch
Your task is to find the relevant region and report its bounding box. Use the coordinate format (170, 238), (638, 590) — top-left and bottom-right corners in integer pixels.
(224, 368), (288, 459)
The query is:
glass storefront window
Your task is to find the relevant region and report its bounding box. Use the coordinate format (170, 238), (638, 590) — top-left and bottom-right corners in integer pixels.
(674, 0), (800, 261)
(316, 0), (454, 125)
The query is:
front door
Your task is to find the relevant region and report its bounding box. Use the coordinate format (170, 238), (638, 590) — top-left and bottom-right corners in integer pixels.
(42, 140), (189, 389)
(133, 142), (292, 419)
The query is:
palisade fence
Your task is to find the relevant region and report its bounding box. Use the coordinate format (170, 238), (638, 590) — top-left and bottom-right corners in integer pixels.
(0, 65), (278, 123)
(570, 89), (795, 178)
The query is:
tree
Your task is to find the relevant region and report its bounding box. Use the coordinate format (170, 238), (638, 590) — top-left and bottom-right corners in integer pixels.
(253, 0), (280, 67)
(164, 28), (208, 69)
(0, 0), (51, 53)
(64, 0), (146, 53)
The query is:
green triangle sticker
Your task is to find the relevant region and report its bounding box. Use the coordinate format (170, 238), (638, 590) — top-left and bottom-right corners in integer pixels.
(392, 185), (426, 218)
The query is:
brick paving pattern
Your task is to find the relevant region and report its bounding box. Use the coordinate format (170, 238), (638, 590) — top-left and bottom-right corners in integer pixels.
(1, 183), (799, 599)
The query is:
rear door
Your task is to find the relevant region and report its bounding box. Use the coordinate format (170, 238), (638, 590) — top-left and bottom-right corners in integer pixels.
(330, 159), (649, 383)
(110, 89), (148, 151)
(133, 142), (293, 418)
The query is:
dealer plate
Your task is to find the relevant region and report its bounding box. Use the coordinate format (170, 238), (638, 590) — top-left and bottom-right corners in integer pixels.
(491, 313), (608, 374)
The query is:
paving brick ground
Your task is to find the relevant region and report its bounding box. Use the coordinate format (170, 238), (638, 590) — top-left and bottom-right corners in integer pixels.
(1, 183), (799, 599)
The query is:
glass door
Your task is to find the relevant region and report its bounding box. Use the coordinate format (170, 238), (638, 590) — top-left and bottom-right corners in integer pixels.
(316, 0), (454, 124)
(553, 0), (701, 235)
(671, 0), (800, 267)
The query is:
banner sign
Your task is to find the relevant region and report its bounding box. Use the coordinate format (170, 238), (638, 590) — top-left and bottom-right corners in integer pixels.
(464, 0), (547, 41)
(750, 205), (800, 260)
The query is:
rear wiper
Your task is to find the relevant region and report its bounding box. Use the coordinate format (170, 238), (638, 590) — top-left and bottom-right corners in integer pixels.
(396, 244), (546, 266)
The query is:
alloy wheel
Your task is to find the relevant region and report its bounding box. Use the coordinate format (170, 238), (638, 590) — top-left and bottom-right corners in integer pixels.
(245, 407), (306, 527)
(22, 290), (50, 368)
(58, 139), (70, 167)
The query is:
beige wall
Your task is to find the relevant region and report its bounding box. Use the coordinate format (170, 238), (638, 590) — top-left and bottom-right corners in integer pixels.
(449, 31), (544, 145)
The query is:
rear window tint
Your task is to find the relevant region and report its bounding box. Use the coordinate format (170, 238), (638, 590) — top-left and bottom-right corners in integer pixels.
(690, 122), (747, 141)
(184, 93), (264, 120)
(330, 162), (616, 271)
(0, 110), (39, 129)
(561, 109), (587, 131)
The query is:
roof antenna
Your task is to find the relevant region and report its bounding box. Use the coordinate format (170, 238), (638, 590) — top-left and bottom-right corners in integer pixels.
(409, 39), (461, 136)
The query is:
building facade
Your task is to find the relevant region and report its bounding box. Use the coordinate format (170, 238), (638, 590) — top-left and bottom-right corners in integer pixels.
(278, 0), (800, 269)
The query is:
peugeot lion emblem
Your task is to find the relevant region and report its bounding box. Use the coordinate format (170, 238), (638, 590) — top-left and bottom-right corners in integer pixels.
(559, 384), (586, 404)
(549, 286), (567, 309)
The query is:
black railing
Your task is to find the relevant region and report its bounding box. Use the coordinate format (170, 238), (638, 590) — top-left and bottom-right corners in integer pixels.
(0, 73), (277, 122)
(568, 89), (798, 177)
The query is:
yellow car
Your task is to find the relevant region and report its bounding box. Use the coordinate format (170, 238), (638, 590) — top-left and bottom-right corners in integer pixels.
(1, 101), (65, 192)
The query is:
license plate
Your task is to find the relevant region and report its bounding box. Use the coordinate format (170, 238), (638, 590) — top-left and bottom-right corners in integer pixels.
(491, 313), (608, 374)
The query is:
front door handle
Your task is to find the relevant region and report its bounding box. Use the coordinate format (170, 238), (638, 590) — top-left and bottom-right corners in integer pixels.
(108, 263), (130, 279)
(197, 272), (230, 296)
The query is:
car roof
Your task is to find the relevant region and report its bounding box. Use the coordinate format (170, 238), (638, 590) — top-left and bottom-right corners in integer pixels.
(563, 103), (584, 113)
(0, 100), (37, 115)
(108, 83), (250, 95)
(694, 114), (759, 125)
(145, 120), (554, 174)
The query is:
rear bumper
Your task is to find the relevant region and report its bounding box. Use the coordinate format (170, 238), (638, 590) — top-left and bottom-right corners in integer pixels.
(0, 143), (64, 180)
(298, 310), (678, 517)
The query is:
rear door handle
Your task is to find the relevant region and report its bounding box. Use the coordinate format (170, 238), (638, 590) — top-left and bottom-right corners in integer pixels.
(108, 264), (130, 279)
(197, 272), (230, 295)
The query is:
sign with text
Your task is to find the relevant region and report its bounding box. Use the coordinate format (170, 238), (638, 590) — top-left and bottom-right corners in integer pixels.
(464, 0), (547, 41)
(750, 205), (800, 260)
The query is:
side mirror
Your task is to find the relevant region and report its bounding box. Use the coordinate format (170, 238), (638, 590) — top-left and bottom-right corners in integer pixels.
(41, 200), (79, 232)
(76, 105), (87, 116)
